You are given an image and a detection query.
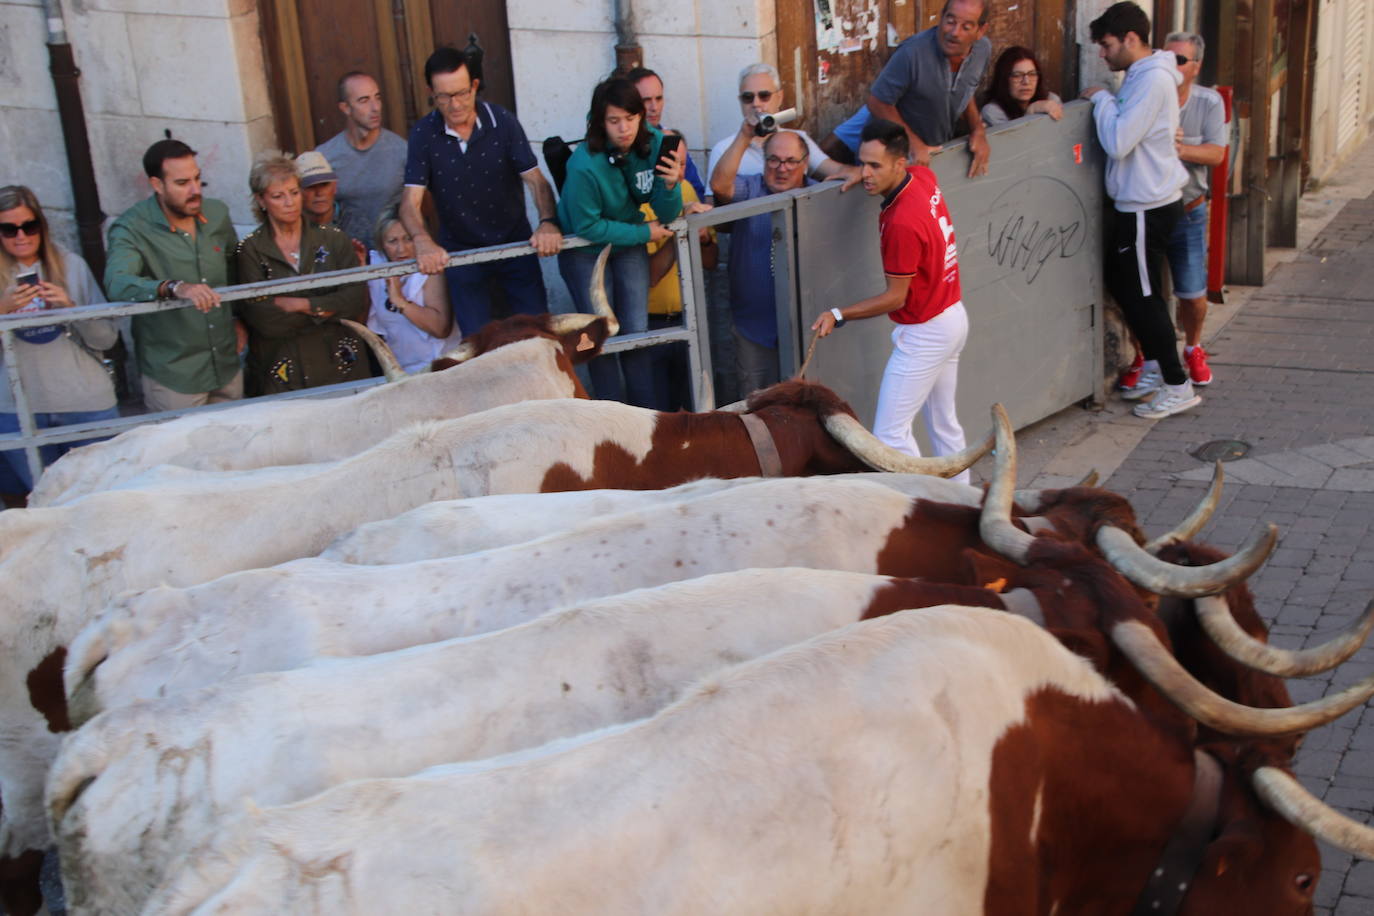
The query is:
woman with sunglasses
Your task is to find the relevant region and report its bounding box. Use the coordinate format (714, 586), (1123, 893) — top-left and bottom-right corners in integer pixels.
(556, 76), (685, 409)
(981, 46), (1063, 126)
(234, 151), (371, 395)
(0, 185), (119, 497)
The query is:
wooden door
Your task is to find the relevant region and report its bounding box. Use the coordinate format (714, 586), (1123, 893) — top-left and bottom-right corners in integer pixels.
(426, 2), (516, 113)
(776, 0), (1074, 140)
(258, 0), (515, 155)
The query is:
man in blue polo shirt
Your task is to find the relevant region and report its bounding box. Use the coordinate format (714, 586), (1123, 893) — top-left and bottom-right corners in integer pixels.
(713, 130), (814, 394)
(400, 47), (562, 335)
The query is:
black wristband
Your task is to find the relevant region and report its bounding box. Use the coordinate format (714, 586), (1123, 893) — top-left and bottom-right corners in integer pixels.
(538, 217), (560, 229)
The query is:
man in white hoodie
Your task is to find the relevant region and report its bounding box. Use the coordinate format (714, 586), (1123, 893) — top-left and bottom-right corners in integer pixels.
(1081, 2), (1198, 420)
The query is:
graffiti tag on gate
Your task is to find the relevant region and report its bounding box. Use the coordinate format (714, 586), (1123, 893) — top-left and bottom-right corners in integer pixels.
(985, 176), (1089, 285)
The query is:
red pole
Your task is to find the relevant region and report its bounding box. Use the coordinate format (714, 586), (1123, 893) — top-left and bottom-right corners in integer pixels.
(1207, 86), (1233, 304)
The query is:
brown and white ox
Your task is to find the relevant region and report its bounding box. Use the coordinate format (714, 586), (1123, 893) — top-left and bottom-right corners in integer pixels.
(49, 569), (1015, 913)
(0, 384), (988, 914)
(28, 247), (623, 508)
(140, 607), (1364, 916)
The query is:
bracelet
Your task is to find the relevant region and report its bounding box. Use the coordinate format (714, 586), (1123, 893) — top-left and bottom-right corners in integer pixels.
(830, 307), (846, 327)
(538, 217), (560, 229)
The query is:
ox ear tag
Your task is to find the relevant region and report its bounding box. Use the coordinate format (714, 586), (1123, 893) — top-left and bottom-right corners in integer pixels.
(1215, 857), (1228, 877)
(983, 577), (1008, 594)
(576, 332), (595, 352)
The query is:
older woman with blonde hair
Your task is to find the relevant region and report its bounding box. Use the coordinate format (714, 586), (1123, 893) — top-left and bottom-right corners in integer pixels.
(0, 184), (119, 495)
(234, 150), (370, 395)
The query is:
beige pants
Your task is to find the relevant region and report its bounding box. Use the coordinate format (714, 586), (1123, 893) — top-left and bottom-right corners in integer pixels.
(140, 370), (244, 413)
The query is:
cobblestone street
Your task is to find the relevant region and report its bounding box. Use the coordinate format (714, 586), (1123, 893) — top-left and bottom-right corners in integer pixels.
(1084, 141), (1374, 914)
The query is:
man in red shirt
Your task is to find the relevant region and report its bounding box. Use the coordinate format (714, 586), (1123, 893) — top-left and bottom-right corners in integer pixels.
(812, 117), (970, 483)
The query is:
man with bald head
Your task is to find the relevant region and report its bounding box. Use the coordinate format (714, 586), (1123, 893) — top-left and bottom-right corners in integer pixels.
(316, 71), (408, 249)
(714, 130), (815, 394)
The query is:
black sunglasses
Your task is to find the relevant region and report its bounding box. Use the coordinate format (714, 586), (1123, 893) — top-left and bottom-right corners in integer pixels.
(1174, 53), (1195, 66)
(739, 90), (774, 103)
(0, 220), (40, 239)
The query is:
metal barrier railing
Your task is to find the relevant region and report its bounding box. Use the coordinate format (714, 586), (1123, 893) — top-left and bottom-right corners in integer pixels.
(1, 224), (713, 484)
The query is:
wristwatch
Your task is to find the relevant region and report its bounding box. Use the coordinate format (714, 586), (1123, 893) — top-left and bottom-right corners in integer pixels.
(830, 307), (846, 327)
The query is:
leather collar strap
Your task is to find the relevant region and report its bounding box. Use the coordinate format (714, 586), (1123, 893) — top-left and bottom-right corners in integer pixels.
(739, 412), (783, 477)
(1129, 750), (1224, 916)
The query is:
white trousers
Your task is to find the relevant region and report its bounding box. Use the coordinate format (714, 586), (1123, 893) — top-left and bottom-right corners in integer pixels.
(872, 301), (970, 485)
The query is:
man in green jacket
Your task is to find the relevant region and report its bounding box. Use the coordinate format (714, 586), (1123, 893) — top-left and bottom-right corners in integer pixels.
(105, 139), (244, 411)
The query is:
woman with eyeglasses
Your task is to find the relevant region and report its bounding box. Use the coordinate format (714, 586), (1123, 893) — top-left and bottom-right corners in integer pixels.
(235, 151), (371, 395)
(981, 47), (1063, 126)
(555, 76), (685, 409)
(0, 185), (119, 498)
(364, 208), (459, 373)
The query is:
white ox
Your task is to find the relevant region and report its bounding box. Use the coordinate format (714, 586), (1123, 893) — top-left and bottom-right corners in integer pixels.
(66, 476), (984, 720)
(50, 568), (1006, 914)
(141, 608), (1131, 915)
(28, 336), (579, 507)
(320, 471), (968, 564)
(4, 391), (950, 876)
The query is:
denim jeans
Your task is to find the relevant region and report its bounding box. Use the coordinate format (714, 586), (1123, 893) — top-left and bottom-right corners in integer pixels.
(444, 252), (548, 337)
(558, 245), (661, 409)
(1165, 202), (1208, 300)
(0, 406), (121, 492)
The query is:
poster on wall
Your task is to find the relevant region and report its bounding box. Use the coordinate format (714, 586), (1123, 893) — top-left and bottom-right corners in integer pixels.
(815, 0), (839, 51)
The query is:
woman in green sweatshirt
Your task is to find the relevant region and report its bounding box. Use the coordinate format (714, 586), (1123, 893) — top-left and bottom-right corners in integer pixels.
(556, 77), (685, 409)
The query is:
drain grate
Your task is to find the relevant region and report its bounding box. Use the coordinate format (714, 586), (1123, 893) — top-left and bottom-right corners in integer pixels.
(1193, 439), (1251, 462)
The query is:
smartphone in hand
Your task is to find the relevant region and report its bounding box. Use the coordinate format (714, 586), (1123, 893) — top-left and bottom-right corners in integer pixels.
(15, 272), (39, 288)
(656, 134), (683, 172)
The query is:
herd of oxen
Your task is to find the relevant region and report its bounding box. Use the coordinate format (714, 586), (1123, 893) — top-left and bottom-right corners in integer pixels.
(0, 247), (1372, 913)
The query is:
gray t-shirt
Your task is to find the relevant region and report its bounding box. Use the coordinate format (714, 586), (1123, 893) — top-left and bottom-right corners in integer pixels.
(315, 128), (408, 249)
(870, 27), (992, 147)
(1178, 84), (1227, 203)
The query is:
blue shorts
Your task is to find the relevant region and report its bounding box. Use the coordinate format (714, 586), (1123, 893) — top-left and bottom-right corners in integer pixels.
(1166, 202), (1208, 299)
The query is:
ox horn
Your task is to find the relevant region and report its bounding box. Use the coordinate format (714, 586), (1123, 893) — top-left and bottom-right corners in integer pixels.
(715, 399), (750, 413)
(1145, 461), (1224, 554)
(435, 339), (479, 366)
(822, 412), (993, 479)
(1196, 596), (1374, 678)
(587, 244), (620, 336)
(1111, 619), (1374, 736)
(1252, 767), (1374, 860)
(547, 312), (604, 335)
(1096, 523), (1278, 599)
(1077, 469), (1100, 487)
(979, 404), (1035, 563)
(341, 319), (410, 381)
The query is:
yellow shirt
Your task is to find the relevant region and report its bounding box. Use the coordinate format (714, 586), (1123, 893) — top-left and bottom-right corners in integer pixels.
(642, 183), (713, 316)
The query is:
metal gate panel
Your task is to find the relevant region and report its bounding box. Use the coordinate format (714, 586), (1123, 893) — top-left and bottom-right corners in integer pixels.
(790, 101), (1104, 437)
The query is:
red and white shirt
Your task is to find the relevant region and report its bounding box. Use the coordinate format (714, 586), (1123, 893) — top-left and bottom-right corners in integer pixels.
(879, 166), (962, 324)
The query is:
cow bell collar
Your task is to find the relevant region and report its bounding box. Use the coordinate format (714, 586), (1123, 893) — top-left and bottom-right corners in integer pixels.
(1129, 750), (1224, 916)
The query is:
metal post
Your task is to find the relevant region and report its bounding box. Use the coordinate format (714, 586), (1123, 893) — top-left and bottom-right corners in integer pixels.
(677, 219), (716, 410)
(770, 206), (800, 375)
(1, 330), (43, 484)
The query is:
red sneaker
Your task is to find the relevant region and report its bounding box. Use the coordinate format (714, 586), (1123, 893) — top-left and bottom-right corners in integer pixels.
(1186, 346), (1213, 386)
(1118, 351), (1145, 390)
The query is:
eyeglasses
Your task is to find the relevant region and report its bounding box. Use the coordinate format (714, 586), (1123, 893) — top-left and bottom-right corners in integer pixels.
(1174, 54), (1196, 66)
(739, 90), (774, 104)
(0, 220), (40, 239)
(1010, 69), (1039, 82)
(432, 87), (474, 106)
(765, 155), (805, 169)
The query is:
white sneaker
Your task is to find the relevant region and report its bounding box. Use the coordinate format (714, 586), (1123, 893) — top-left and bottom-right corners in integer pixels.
(1133, 381), (1201, 419)
(1119, 366), (1163, 401)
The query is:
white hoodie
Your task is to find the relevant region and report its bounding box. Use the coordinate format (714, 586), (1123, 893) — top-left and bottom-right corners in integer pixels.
(1090, 50), (1187, 212)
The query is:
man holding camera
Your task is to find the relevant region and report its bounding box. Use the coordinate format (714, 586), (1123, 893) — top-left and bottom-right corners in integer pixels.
(707, 63), (859, 200)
